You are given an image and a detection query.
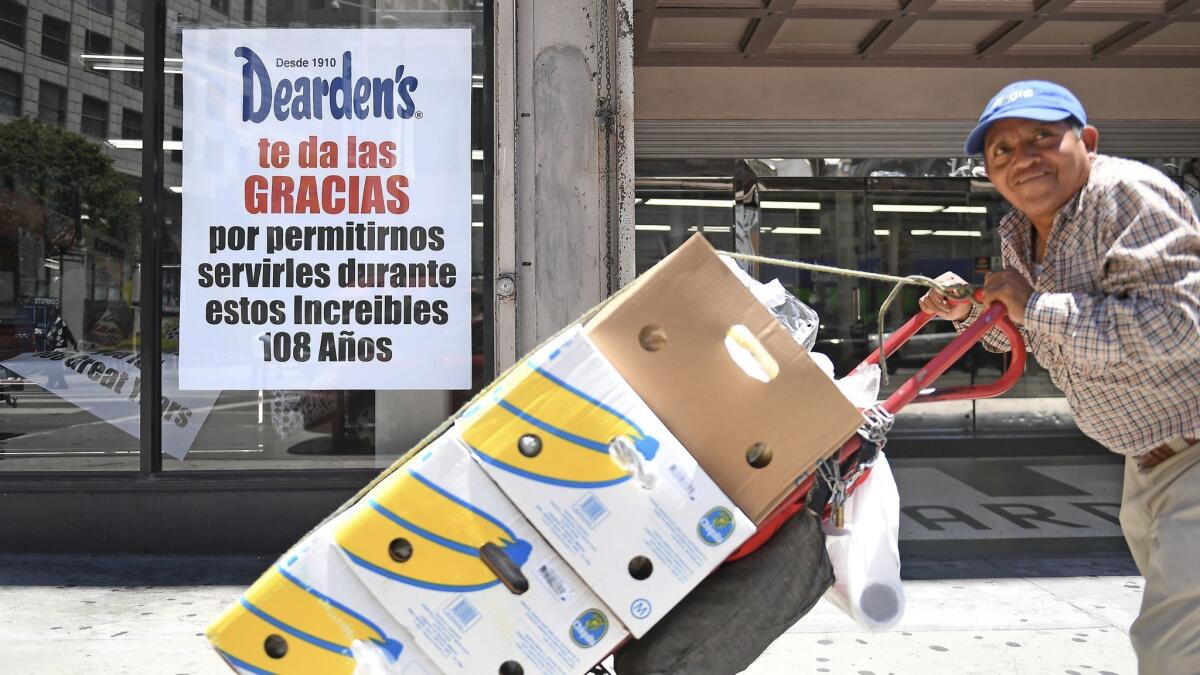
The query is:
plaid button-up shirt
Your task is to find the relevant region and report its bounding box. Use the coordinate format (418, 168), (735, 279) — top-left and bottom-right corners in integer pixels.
(959, 155), (1200, 456)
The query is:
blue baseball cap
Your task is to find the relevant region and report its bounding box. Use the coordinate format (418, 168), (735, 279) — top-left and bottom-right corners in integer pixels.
(964, 80), (1087, 156)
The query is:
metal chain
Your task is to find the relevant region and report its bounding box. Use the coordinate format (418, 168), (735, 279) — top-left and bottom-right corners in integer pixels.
(857, 406), (895, 452)
(720, 250), (982, 383)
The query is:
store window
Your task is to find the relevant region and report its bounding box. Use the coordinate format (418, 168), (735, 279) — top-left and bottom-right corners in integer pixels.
(0, 101), (142, 471)
(2, 0), (490, 473)
(37, 80), (67, 126)
(40, 15), (71, 64)
(636, 155), (1200, 440)
(158, 1), (488, 470)
(0, 68), (19, 116)
(0, 0), (24, 48)
(80, 95), (108, 137)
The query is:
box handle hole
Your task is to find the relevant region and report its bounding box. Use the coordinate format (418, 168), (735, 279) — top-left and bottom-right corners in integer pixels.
(264, 634), (288, 659)
(724, 325), (779, 383)
(639, 325), (668, 352)
(746, 442), (772, 469)
(628, 556), (654, 580)
(388, 538), (413, 563)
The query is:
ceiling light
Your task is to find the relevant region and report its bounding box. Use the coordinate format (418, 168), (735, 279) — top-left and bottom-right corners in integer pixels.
(873, 204), (942, 213)
(761, 201), (820, 210)
(645, 198), (733, 208)
(471, 194), (483, 205)
(471, 221), (483, 228)
(168, 186), (183, 194)
(106, 139), (183, 151)
(81, 54), (183, 74)
(873, 204), (988, 214)
(635, 224), (671, 231)
(930, 230), (982, 237)
(771, 227), (821, 235)
(873, 229), (890, 236)
(471, 150), (483, 161)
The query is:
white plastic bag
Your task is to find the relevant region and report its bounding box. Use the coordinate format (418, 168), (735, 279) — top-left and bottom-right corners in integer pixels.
(822, 453), (905, 631)
(720, 255), (820, 350)
(809, 352), (882, 410)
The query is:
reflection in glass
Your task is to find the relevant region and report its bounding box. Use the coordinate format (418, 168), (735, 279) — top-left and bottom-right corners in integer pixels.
(0, 117), (142, 470)
(163, 0), (486, 470)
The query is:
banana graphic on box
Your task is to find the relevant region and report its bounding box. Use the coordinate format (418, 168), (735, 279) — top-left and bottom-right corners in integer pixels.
(459, 356), (660, 488)
(335, 464), (533, 592)
(207, 528), (434, 675)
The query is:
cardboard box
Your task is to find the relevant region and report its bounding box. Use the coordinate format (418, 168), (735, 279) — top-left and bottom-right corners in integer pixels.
(456, 326), (755, 637)
(332, 431), (627, 675)
(585, 234), (864, 523)
(206, 527), (439, 675)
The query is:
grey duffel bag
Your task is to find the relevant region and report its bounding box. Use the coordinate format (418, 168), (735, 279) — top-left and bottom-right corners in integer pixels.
(613, 508), (834, 675)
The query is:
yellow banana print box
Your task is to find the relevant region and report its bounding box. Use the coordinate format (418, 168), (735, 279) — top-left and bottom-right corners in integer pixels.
(207, 525), (439, 675)
(456, 326), (756, 638)
(330, 431), (628, 675)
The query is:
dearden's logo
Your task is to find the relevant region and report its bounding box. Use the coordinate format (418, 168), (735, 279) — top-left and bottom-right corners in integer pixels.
(237, 47), (418, 123)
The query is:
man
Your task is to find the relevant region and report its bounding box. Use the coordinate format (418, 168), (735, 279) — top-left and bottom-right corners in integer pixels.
(920, 80), (1200, 673)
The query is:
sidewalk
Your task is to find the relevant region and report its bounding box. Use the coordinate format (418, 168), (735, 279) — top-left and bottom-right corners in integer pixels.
(0, 551), (1139, 675)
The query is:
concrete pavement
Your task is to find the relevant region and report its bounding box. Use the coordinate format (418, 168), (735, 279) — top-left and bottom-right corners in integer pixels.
(0, 551), (1140, 675)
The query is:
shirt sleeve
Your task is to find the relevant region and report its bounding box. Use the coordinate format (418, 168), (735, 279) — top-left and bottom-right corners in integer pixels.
(1022, 179), (1200, 365)
(952, 242), (1030, 353)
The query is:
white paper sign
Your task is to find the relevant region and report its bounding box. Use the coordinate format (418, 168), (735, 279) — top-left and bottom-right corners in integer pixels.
(181, 28), (472, 390)
(1, 351), (219, 459)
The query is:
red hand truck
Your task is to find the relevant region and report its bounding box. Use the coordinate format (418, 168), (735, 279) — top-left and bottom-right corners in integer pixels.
(727, 299), (1028, 562)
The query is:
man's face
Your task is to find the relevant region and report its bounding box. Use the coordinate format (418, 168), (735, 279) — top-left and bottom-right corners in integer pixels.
(982, 118), (1095, 226)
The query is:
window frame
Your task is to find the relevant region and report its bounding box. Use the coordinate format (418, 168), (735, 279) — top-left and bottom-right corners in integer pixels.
(86, 0), (114, 16)
(80, 94), (108, 137)
(84, 30), (113, 79)
(121, 107), (142, 139)
(0, 67), (21, 117)
(36, 79), (67, 126)
(0, 0), (25, 49)
(124, 45), (143, 90)
(40, 15), (71, 63)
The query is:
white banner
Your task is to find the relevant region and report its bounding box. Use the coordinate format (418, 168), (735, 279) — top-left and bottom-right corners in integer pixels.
(181, 28), (473, 390)
(1, 351), (219, 459)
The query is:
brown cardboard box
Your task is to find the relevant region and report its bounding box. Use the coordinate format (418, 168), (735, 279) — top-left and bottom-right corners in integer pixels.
(585, 234), (863, 523)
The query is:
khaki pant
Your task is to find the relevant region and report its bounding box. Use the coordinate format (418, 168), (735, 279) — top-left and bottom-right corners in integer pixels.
(1119, 441), (1200, 675)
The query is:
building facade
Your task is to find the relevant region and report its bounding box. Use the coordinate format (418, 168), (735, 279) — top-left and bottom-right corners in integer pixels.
(0, 0), (1198, 552)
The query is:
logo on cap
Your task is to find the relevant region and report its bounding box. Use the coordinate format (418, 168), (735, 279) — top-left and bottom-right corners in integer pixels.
(987, 87), (1035, 112)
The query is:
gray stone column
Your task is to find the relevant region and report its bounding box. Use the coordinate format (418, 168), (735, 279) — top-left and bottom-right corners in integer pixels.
(492, 0), (636, 370)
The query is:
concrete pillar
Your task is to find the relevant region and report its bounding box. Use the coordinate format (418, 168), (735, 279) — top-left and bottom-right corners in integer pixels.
(492, 0), (636, 370)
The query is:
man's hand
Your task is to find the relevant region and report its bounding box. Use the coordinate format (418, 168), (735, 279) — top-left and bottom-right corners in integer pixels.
(918, 272), (972, 322)
(980, 269), (1034, 323)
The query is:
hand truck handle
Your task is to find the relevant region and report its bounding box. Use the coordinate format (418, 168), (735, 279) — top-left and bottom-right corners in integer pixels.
(852, 301), (1027, 412)
(479, 542), (529, 595)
